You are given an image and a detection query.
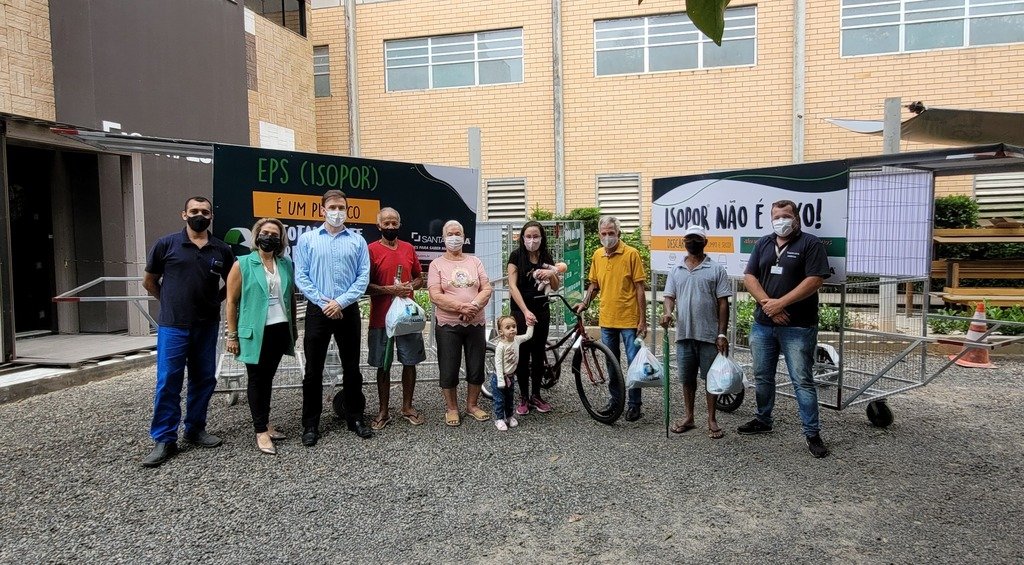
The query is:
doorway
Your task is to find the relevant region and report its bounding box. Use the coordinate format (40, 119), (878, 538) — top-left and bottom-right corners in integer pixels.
(7, 146), (57, 335)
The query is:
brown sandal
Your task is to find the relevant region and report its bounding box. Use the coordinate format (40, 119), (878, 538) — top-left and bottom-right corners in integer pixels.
(401, 410), (426, 425)
(444, 410), (461, 427)
(465, 406), (490, 422)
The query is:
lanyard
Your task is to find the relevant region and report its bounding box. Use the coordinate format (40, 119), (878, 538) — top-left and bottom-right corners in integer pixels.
(774, 243), (789, 265)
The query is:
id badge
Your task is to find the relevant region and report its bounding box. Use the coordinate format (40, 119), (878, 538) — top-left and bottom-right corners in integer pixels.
(770, 265), (784, 275)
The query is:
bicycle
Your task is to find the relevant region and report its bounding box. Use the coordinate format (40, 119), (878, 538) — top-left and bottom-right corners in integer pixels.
(483, 293), (626, 424)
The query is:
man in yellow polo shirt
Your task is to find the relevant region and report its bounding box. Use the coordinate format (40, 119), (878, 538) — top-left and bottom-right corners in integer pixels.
(574, 215), (648, 421)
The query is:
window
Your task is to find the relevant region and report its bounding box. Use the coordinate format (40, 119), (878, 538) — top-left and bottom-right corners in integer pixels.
(385, 29), (524, 91)
(594, 6), (755, 76)
(485, 179), (527, 221)
(314, 46), (330, 97)
(841, 0), (1024, 56)
(245, 0), (307, 37)
(596, 174), (641, 232)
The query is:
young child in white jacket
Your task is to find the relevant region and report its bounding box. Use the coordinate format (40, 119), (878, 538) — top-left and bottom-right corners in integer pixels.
(492, 315), (535, 430)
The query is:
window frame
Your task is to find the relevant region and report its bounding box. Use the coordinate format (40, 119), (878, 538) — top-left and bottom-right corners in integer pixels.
(384, 28), (525, 92)
(245, 0), (307, 37)
(313, 45), (331, 97)
(840, 0), (1024, 57)
(593, 6), (757, 77)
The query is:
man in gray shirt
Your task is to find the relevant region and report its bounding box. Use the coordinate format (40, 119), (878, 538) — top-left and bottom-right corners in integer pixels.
(659, 225), (732, 439)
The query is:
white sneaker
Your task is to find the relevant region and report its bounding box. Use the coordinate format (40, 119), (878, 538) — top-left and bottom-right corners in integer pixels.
(495, 420), (508, 431)
(508, 417), (519, 428)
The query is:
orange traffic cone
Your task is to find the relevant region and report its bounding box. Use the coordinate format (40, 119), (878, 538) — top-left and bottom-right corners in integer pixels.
(949, 302), (996, 369)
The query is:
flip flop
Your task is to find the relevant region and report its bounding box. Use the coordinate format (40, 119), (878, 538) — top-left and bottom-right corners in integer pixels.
(465, 406), (490, 422)
(371, 415), (391, 431)
(671, 419), (696, 434)
(444, 410), (461, 427)
(401, 410), (426, 426)
(708, 427), (725, 440)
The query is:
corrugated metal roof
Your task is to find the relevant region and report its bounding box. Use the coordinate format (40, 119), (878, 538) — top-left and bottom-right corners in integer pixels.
(49, 128), (215, 160)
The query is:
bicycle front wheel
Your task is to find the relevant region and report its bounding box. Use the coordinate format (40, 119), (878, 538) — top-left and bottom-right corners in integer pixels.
(572, 340), (625, 425)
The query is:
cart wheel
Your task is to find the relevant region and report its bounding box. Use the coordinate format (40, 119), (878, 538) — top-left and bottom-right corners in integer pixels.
(866, 400), (894, 428)
(481, 343), (496, 400)
(715, 389), (745, 413)
(225, 392), (239, 406)
(332, 391), (345, 418)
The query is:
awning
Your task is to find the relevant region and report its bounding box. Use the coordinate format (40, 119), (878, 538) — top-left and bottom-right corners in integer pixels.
(50, 128), (215, 160)
(827, 107), (1024, 147)
(846, 143), (1024, 176)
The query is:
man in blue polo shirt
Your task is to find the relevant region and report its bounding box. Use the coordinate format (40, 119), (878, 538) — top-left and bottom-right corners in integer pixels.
(141, 196), (235, 467)
(294, 189), (371, 445)
(738, 199), (831, 458)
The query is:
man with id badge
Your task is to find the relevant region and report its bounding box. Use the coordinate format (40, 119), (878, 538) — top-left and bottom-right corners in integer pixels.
(737, 199), (831, 458)
(141, 196), (235, 467)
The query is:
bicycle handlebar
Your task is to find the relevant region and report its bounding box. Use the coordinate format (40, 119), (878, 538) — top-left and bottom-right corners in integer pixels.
(543, 293), (582, 319)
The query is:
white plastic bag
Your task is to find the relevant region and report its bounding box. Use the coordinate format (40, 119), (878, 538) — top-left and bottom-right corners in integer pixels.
(706, 353), (744, 395)
(385, 297), (426, 338)
(626, 343), (664, 389)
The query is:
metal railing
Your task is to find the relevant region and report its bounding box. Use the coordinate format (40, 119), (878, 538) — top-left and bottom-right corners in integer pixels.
(52, 276), (157, 330)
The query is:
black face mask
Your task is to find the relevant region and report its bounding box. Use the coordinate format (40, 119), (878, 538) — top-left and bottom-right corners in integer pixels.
(380, 228), (400, 241)
(187, 214), (211, 233)
(256, 234), (280, 252)
(684, 241), (706, 255)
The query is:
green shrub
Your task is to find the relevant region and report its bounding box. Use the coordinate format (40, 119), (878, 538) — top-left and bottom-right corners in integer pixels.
(986, 304), (1024, 336)
(529, 204), (554, 221)
(735, 296), (756, 337)
(818, 304), (842, 331)
(928, 307), (970, 334)
(934, 195), (980, 228)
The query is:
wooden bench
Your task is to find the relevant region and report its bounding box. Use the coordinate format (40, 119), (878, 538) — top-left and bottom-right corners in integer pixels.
(929, 260), (1024, 307)
(938, 287), (1024, 307)
(930, 259), (1024, 289)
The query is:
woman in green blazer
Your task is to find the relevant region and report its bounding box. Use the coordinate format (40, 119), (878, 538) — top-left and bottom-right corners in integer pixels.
(225, 218), (297, 455)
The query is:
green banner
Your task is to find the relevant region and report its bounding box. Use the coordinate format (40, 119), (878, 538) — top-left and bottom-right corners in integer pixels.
(740, 236), (847, 257)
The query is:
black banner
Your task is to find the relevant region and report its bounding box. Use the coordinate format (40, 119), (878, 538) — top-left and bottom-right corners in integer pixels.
(211, 144), (478, 267)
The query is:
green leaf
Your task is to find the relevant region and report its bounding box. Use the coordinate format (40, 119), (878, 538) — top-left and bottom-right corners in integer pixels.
(640, 1), (730, 45)
(686, 0), (730, 45)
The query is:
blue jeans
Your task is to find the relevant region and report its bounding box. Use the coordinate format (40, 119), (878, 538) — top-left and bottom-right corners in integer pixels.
(601, 328), (642, 409)
(490, 372), (515, 421)
(749, 321), (821, 437)
(151, 324), (219, 443)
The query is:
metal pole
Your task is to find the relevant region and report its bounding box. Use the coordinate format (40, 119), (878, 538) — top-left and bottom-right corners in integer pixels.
(468, 127), (482, 217)
(552, 0), (565, 214)
(0, 121), (14, 360)
(344, 0), (360, 156)
(878, 97), (901, 332)
(122, 153), (149, 336)
(791, 0), (806, 164)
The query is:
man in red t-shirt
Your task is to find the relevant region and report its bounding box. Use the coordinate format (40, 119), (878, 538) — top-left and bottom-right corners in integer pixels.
(367, 207), (427, 429)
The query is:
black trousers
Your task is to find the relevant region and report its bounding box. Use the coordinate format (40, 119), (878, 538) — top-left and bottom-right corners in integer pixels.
(512, 306), (550, 400)
(245, 322), (291, 433)
(302, 302), (365, 428)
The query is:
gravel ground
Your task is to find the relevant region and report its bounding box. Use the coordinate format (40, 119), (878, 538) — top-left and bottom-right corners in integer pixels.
(1, 355), (1022, 564)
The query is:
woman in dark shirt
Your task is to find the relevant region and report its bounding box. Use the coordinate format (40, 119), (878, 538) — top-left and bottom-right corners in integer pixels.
(506, 221), (560, 415)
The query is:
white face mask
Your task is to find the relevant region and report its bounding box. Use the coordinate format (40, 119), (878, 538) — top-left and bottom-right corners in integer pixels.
(445, 235), (464, 252)
(523, 237), (541, 252)
(325, 209), (346, 227)
(772, 218), (795, 237)
(600, 235), (618, 249)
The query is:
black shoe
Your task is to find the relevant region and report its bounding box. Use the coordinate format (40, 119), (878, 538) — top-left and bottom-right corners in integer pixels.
(806, 434), (829, 458)
(349, 421), (374, 439)
(302, 427), (319, 447)
(624, 406), (642, 422)
(141, 442), (178, 468)
(737, 419), (773, 435)
(183, 430), (223, 448)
